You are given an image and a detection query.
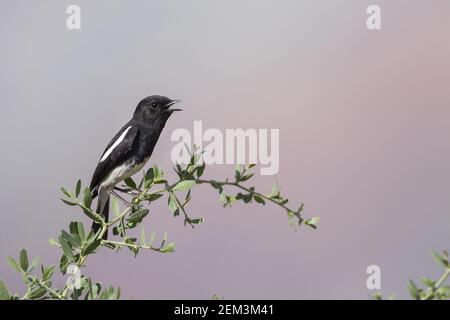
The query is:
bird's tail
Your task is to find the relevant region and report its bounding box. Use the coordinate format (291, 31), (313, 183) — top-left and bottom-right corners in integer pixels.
(92, 188), (109, 240)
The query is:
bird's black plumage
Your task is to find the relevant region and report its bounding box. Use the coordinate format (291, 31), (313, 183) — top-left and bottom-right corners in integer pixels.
(90, 95), (182, 238)
(90, 125), (139, 198)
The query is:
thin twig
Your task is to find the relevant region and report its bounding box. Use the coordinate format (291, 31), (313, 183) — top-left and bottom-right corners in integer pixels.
(422, 268), (450, 300)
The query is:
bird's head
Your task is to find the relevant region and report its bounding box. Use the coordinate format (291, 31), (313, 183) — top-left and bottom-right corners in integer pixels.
(133, 95), (182, 122)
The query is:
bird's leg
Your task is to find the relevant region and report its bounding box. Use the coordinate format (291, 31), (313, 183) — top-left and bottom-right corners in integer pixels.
(114, 186), (139, 197)
(114, 186), (131, 194)
(111, 189), (131, 207)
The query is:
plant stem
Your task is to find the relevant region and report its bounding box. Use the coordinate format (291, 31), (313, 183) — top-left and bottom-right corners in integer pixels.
(101, 240), (165, 253)
(167, 188), (194, 227)
(102, 240), (139, 249)
(195, 179), (304, 223)
(422, 268), (450, 300)
(22, 274), (64, 300)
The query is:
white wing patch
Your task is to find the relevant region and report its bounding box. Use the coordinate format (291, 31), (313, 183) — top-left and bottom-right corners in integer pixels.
(100, 126), (132, 162)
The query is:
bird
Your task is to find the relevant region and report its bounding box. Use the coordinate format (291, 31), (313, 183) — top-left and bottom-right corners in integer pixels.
(89, 95), (182, 239)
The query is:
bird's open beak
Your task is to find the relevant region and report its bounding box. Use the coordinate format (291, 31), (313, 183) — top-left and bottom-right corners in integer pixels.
(164, 99), (182, 112)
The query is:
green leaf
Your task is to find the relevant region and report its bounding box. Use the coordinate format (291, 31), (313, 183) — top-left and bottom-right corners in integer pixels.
(7, 257), (20, 272)
(287, 211), (296, 225)
(83, 239), (102, 256)
(224, 195), (236, 207)
(107, 286), (116, 300)
(48, 238), (59, 247)
(29, 256), (39, 273)
(234, 164), (242, 181)
(421, 277), (435, 288)
(42, 266), (56, 281)
(144, 167), (155, 188)
(60, 198), (77, 206)
(144, 193), (163, 202)
(268, 182), (280, 198)
(77, 222), (86, 242)
(124, 177), (137, 190)
(191, 218), (204, 225)
(19, 249), (29, 271)
(75, 180), (81, 198)
(82, 208), (102, 224)
(58, 236), (74, 262)
(236, 192), (252, 203)
(0, 280), (11, 300)
(154, 179), (167, 185)
(83, 188), (93, 209)
(127, 209), (149, 223)
(305, 217), (320, 228)
(148, 230), (157, 247)
(196, 163), (205, 178)
(372, 292), (382, 300)
(145, 167), (158, 180)
(88, 279), (97, 300)
(138, 174), (144, 190)
(125, 238), (139, 256)
(210, 180), (222, 190)
(408, 279), (420, 300)
(69, 222), (81, 247)
(173, 180), (196, 192)
(140, 226), (146, 244)
(112, 226), (121, 236)
(431, 251), (449, 268)
(161, 242), (176, 253)
(62, 229), (79, 247)
(219, 192), (227, 205)
(168, 194), (178, 214)
(61, 187), (72, 198)
(111, 197), (120, 217)
(240, 173), (254, 182)
(28, 286), (47, 300)
(59, 254), (69, 275)
(253, 195), (265, 204)
(115, 287), (121, 300)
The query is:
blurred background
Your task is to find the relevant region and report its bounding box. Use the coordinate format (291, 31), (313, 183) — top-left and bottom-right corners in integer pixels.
(0, 0), (449, 299)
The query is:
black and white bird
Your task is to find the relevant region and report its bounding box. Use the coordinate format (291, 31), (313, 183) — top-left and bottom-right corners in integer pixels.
(90, 95), (182, 238)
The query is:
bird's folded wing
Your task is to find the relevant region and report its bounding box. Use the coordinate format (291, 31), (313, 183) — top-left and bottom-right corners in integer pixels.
(90, 125), (140, 192)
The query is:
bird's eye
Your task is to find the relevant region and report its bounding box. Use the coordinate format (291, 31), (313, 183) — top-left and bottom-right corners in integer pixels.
(151, 103), (157, 108)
